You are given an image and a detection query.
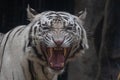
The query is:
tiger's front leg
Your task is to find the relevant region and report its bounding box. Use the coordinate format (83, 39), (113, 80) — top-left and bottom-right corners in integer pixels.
(0, 55), (26, 80)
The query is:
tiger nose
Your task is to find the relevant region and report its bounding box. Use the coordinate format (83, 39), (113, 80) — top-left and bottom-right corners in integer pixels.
(54, 40), (63, 46)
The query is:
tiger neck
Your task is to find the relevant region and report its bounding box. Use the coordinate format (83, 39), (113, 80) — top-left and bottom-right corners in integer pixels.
(31, 62), (58, 80)
(42, 66), (59, 80)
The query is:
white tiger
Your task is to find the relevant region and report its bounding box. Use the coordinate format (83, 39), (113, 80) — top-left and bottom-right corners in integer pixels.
(0, 6), (88, 80)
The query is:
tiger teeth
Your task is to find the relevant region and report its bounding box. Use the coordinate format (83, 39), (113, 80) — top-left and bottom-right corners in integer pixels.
(64, 48), (67, 56)
(49, 48), (53, 56)
(49, 47), (67, 57)
(53, 48), (63, 50)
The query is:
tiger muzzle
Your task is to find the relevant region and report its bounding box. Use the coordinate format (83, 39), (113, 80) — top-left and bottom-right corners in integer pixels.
(41, 46), (71, 71)
(41, 32), (72, 71)
(47, 47), (68, 70)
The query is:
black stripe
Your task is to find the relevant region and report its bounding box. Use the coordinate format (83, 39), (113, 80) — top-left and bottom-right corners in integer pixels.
(0, 29), (13, 47)
(34, 27), (37, 35)
(0, 30), (13, 72)
(17, 27), (25, 36)
(12, 72), (14, 80)
(65, 47), (73, 60)
(42, 66), (49, 80)
(0, 35), (4, 45)
(28, 37), (32, 47)
(68, 41), (84, 58)
(29, 22), (37, 37)
(23, 40), (27, 53)
(12, 27), (24, 39)
(28, 22), (38, 45)
(32, 46), (46, 61)
(70, 45), (82, 58)
(28, 60), (35, 80)
(21, 64), (27, 80)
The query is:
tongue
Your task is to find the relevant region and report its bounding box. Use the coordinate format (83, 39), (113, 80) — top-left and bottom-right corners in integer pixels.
(48, 52), (65, 70)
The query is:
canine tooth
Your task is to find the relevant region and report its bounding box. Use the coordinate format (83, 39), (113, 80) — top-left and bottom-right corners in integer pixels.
(64, 48), (67, 56)
(50, 48), (53, 56)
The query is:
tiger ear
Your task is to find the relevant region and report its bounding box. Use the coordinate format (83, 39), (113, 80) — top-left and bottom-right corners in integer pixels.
(78, 9), (88, 49)
(27, 4), (38, 21)
(78, 9), (87, 25)
(81, 27), (89, 49)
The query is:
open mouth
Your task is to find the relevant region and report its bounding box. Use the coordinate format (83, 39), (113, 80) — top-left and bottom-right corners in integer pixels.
(41, 47), (70, 71)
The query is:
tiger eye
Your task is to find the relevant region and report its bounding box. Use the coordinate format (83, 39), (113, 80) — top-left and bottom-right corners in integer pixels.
(41, 23), (47, 26)
(66, 27), (73, 30)
(42, 27), (50, 30)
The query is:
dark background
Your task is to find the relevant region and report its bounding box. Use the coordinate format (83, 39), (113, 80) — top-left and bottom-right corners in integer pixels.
(0, 0), (120, 80)
(0, 0), (74, 33)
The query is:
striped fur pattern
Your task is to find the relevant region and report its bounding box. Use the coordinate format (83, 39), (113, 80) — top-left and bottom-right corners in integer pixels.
(0, 33), (4, 44)
(0, 6), (88, 80)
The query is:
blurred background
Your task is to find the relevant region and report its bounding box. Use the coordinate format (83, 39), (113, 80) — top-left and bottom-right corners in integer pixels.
(0, 0), (75, 33)
(0, 0), (120, 80)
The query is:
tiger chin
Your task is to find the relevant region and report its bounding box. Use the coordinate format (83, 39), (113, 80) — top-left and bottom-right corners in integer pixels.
(0, 5), (88, 80)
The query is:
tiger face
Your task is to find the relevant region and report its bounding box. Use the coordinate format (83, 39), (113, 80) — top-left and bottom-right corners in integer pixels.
(27, 6), (88, 73)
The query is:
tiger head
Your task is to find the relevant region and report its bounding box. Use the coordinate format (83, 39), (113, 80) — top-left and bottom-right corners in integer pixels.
(27, 6), (89, 73)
